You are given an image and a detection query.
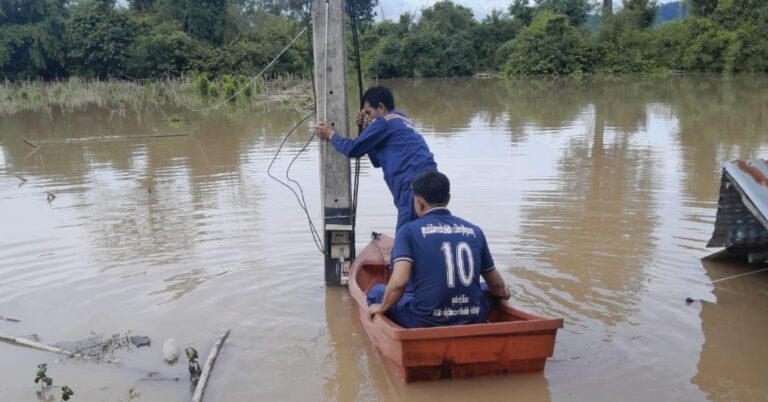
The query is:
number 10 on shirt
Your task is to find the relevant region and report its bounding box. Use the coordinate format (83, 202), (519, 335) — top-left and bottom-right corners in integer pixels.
(440, 241), (474, 288)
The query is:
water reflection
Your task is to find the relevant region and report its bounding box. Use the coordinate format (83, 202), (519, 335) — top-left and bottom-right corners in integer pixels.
(516, 122), (659, 329)
(694, 255), (768, 401)
(2, 75), (768, 401)
(323, 287), (382, 401)
(386, 78), (503, 134)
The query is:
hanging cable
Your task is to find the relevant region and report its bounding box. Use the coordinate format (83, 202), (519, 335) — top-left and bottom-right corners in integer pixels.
(267, 113), (327, 255)
(264, 0), (328, 256)
(346, 0), (365, 241)
(267, 0), (367, 257)
(168, 26), (307, 113)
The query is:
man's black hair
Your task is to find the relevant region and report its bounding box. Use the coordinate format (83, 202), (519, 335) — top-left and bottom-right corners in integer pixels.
(362, 86), (395, 111)
(412, 171), (450, 205)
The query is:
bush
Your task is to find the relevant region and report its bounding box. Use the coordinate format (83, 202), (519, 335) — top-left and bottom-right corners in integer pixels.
(650, 21), (690, 71)
(208, 82), (219, 97)
(222, 75), (236, 101)
(682, 17), (737, 72)
(196, 73), (209, 97)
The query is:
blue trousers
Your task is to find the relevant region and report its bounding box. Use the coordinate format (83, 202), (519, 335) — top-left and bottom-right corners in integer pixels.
(391, 189), (417, 274)
(394, 189), (418, 232)
(366, 283), (496, 328)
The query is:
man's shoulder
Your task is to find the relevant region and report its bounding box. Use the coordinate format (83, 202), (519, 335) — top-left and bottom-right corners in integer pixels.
(445, 213), (479, 227)
(384, 111), (413, 126)
(445, 215), (486, 238)
(396, 218), (422, 236)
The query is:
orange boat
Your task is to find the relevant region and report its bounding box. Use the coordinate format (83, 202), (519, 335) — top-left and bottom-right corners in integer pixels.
(348, 233), (564, 383)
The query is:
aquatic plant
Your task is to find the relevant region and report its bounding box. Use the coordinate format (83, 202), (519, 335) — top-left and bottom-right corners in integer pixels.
(0, 76), (312, 117)
(186, 346), (202, 385)
(61, 385), (74, 401)
(222, 75), (237, 101)
(120, 388), (141, 401)
(208, 82), (219, 98)
(34, 363), (74, 400)
(34, 363), (53, 392)
(197, 73), (210, 97)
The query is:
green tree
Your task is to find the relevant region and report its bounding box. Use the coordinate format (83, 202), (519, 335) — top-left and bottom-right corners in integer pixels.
(406, 1), (479, 77)
(220, 10), (309, 76)
(360, 17), (413, 78)
(475, 9), (520, 71)
(66, 0), (135, 79)
(346, 0), (380, 24)
(595, 1), (658, 73)
(509, 0), (535, 26)
(649, 20), (689, 70)
(602, 0), (612, 17)
(124, 20), (200, 78)
(154, 0), (231, 44)
(623, 0), (657, 29)
(534, 0), (592, 26)
(681, 17), (736, 72)
(503, 11), (587, 75)
(690, 0), (717, 17)
(0, 0), (67, 80)
(128, 0), (156, 13)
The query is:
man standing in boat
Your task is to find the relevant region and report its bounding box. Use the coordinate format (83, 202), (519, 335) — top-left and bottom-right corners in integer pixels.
(314, 86), (437, 231)
(366, 171), (511, 328)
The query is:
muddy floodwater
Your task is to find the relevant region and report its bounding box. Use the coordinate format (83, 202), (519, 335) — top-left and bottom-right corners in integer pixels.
(2, 75), (768, 401)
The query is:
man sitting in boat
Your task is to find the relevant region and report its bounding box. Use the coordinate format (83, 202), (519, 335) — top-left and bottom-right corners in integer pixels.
(367, 171), (511, 328)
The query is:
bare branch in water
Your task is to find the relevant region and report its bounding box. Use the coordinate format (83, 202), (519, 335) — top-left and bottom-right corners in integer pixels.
(0, 331), (120, 364)
(15, 175), (27, 188)
(60, 133), (189, 143)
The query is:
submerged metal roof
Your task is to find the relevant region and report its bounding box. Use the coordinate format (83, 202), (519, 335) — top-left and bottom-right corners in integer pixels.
(707, 159), (768, 250)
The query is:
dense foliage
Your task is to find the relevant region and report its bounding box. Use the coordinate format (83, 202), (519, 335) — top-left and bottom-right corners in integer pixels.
(0, 0), (766, 81)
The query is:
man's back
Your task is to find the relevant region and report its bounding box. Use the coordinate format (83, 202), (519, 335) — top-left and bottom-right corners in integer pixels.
(334, 110), (437, 203)
(392, 208), (495, 327)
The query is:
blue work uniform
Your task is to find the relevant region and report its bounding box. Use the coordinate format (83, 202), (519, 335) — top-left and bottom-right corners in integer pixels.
(330, 110), (437, 231)
(366, 208), (497, 328)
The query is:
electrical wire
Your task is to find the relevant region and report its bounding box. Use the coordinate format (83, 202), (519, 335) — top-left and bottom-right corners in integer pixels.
(266, 113), (327, 254)
(346, 0), (365, 243)
(267, 0), (368, 258)
(169, 26), (308, 113)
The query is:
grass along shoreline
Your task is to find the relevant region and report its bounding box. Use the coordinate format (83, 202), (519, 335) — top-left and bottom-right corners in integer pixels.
(0, 75), (314, 117)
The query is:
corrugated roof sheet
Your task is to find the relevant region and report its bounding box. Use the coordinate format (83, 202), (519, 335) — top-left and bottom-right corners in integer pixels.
(707, 159), (768, 250)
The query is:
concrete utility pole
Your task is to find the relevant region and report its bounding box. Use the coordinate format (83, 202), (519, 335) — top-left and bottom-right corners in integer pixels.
(603, 0), (613, 17)
(312, 0), (354, 286)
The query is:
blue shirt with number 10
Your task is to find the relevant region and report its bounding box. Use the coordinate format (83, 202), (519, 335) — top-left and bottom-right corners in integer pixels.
(391, 208), (496, 327)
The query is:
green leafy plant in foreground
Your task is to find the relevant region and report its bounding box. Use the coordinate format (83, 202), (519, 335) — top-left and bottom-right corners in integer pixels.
(34, 363), (74, 401)
(34, 363), (53, 392)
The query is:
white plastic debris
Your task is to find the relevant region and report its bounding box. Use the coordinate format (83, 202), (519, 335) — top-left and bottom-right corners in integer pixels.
(163, 338), (179, 364)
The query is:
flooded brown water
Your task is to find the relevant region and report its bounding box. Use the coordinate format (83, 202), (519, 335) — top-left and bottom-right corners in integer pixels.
(2, 75), (768, 401)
